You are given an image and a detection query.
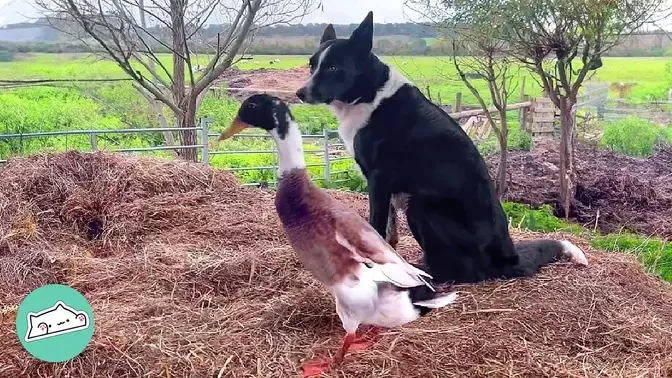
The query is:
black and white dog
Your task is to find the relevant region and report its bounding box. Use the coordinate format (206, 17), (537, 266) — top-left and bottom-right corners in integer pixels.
(295, 11), (588, 284)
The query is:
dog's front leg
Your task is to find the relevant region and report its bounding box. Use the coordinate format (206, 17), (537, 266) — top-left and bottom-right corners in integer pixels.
(385, 202), (399, 249)
(368, 173), (392, 242)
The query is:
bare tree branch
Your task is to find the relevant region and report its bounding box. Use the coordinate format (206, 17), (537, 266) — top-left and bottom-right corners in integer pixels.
(35, 0), (320, 162)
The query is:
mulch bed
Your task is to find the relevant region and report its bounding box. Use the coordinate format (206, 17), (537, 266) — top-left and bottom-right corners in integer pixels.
(489, 140), (672, 238)
(0, 151), (671, 377)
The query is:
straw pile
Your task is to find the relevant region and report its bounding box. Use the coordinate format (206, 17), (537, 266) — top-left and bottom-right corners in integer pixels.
(1, 151), (671, 378)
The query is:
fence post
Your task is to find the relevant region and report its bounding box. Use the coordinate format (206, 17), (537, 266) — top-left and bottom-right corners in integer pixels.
(520, 94), (530, 132)
(518, 76), (527, 128)
(323, 124), (331, 187)
(271, 142), (277, 186)
(454, 92), (462, 113)
(200, 116), (213, 166)
(89, 132), (97, 151)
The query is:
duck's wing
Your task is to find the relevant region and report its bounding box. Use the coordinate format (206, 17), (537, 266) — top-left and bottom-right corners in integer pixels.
(331, 209), (434, 290)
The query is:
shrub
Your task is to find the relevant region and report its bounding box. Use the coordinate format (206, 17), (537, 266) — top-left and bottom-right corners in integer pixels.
(476, 122), (533, 157)
(600, 116), (671, 157)
(507, 125), (532, 151)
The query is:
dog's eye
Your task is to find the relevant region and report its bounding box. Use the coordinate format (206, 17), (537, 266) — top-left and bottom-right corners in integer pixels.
(327, 65), (339, 73)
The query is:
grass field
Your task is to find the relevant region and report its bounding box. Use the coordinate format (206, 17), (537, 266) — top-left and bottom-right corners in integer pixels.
(4, 53), (671, 102)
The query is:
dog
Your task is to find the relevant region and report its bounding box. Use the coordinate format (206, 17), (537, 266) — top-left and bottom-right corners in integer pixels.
(295, 11), (588, 284)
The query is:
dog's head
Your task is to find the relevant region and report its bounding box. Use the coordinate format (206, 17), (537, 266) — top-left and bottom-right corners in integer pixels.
(296, 11), (374, 105)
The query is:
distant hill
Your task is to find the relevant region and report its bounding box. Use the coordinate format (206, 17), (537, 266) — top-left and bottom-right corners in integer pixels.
(0, 26), (58, 42)
(1, 18), (672, 57)
(0, 20), (436, 43)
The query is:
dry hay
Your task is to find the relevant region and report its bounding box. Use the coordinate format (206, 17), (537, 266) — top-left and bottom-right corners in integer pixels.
(1, 151), (672, 378)
(489, 140), (672, 238)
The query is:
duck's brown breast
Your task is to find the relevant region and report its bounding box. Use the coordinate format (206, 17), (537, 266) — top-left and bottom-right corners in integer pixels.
(275, 169), (360, 285)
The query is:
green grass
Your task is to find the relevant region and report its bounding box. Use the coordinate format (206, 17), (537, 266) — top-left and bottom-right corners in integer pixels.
(503, 202), (672, 282)
(4, 54), (672, 103)
(600, 116), (672, 157)
(592, 233), (672, 282)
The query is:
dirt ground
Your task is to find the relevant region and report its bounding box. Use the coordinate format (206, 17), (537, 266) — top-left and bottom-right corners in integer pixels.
(489, 140), (672, 238)
(217, 67), (310, 103)
(216, 67), (482, 112)
(1, 151), (671, 378)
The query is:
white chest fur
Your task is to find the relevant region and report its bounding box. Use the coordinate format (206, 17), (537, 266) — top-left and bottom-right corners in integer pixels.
(328, 102), (373, 182)
(329, 102), (373, 156)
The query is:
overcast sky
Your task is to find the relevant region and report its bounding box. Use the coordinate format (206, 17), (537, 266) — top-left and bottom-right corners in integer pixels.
(0, 0), (417, 26)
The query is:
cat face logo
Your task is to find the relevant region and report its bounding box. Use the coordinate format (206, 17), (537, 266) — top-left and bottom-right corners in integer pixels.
(24, 301), (90, 342)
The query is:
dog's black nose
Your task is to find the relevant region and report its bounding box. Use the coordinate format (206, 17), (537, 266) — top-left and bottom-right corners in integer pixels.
(296, 87), (307, 102)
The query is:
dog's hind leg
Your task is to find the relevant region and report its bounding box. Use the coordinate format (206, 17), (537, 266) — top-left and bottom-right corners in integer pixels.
(385, 202), (399, 249)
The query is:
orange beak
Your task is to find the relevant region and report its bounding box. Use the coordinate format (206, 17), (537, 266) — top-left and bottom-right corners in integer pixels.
(217, 117), (249, 141)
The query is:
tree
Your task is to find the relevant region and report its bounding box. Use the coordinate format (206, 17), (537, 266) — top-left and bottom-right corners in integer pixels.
(406, 1), (518, 197)
(36, 0), (318, 162)
(406, 0), (668, 217)
(504, 0), (668, 218)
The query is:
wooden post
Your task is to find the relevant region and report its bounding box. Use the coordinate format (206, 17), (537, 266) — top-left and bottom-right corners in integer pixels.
(454, 92), (462, 113)
(520, 94), (530, 132)
(518, 76), (527, 130)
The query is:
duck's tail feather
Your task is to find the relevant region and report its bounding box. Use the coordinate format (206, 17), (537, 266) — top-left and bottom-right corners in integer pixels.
(412, 292), (459, 309)
(407, 284), (459, 316)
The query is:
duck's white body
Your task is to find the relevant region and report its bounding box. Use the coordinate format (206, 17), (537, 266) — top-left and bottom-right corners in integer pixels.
(331, 269), (458, 332)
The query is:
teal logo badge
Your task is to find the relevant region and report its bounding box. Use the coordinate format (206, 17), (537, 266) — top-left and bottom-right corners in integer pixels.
(16, 284), (94, 362)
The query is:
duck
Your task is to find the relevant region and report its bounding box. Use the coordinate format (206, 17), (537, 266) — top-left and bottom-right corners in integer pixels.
(216, 93), (459, 376)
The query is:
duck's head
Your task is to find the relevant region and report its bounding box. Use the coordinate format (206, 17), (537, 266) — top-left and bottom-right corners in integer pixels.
(218, 93), (295, 141)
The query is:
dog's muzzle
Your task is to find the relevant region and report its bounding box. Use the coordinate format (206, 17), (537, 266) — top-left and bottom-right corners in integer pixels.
(295, 86), (309, 103)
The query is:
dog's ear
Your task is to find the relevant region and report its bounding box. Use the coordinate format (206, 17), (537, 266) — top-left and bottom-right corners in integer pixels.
(320, 24), (336, 44)
(349, 11), (373, 56)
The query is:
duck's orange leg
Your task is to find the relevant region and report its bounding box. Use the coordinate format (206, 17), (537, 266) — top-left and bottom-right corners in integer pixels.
(301, 355), (331, 377)
(302, 327), (386, 377)
(333, 332), (357, 364)
(302, 332), (356, 377)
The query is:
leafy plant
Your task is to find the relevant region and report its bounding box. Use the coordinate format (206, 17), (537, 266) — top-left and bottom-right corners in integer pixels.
(600, 116), (672, 157)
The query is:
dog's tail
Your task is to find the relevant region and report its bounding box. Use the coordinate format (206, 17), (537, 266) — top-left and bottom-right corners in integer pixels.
(510, 239), (589, 276)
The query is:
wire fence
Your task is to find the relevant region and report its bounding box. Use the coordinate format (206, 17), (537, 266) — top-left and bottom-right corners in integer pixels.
(1, 84), (614, 188)
(0, 117), (357, 188)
